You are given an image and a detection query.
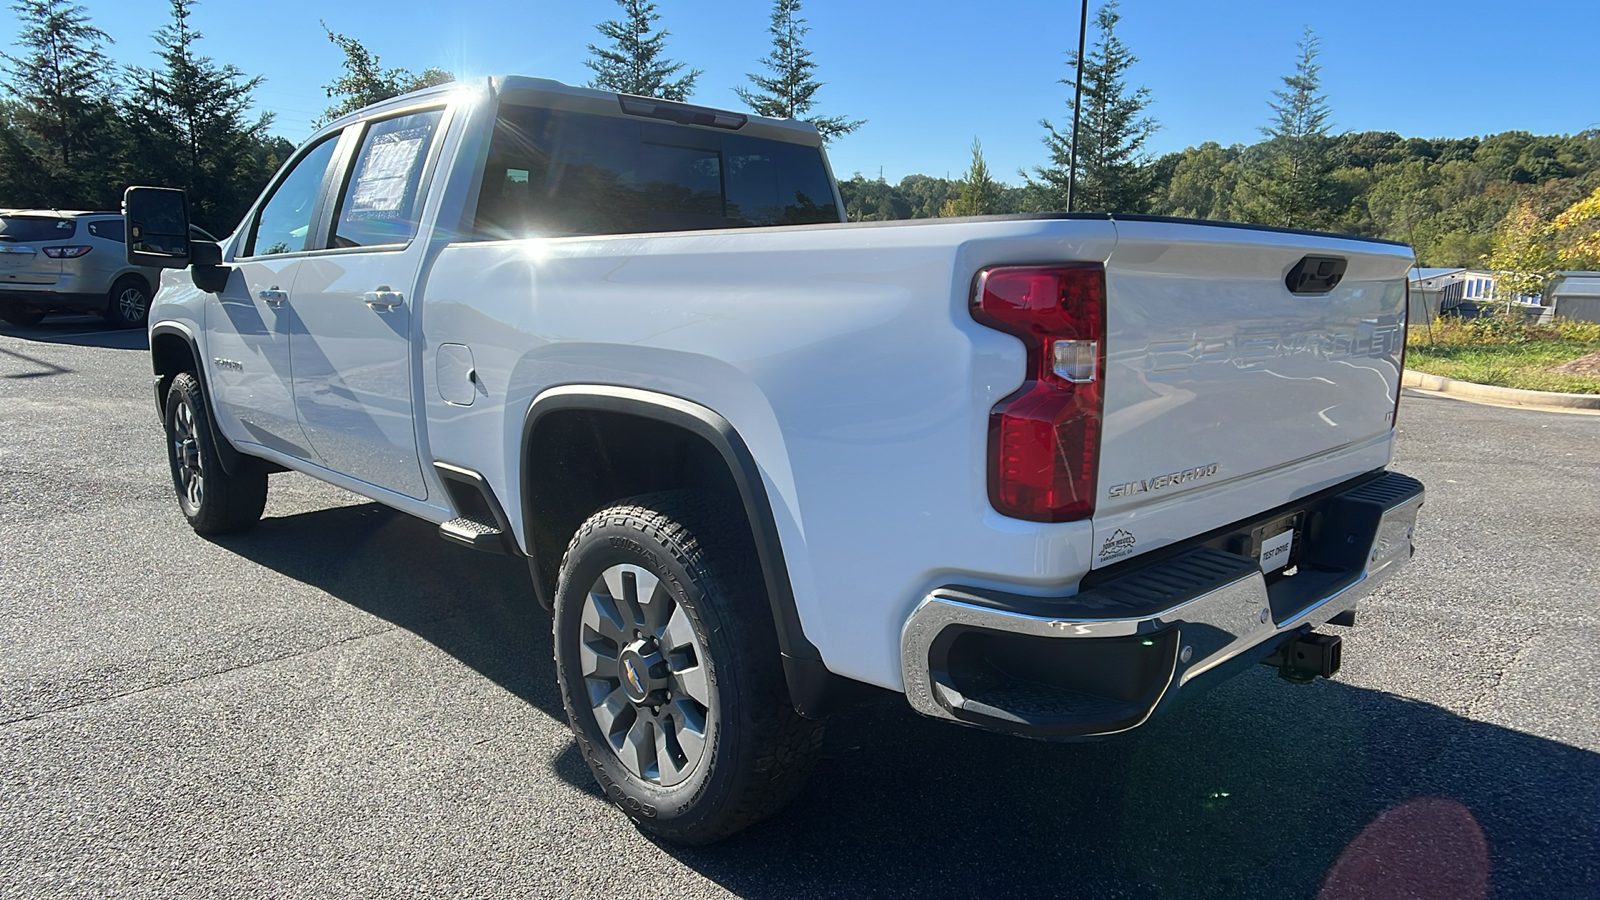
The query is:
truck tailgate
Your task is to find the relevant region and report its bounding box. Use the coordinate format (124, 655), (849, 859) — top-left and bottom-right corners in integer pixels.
(1092, 219), (1412, 566)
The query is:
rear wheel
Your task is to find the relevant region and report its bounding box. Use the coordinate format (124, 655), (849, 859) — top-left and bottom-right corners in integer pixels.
(1, 308), (46, 327)
(163, 372), (268, 535)
(553, 491), (823, 845)
(104, 275), (151, 329)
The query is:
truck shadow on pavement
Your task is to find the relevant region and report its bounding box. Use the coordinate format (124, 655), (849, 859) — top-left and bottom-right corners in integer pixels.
(218, 501), (1600, 900)
(0, 314), (148, 350)
(212, 500), (567, 725)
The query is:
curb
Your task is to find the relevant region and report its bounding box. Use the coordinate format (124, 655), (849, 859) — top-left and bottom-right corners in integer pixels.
(1403, 370), (1600, 411)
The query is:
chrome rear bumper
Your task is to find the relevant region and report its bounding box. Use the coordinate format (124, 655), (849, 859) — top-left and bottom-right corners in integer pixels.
(900, 470), (1424, 738)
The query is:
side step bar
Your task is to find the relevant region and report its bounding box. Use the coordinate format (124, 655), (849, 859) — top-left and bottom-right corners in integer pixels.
(433, 462), (518, 555)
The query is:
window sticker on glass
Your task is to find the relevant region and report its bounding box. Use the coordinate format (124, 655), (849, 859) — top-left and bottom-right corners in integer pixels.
(331, 108), (444, 249)
(351, 130), (427, 213)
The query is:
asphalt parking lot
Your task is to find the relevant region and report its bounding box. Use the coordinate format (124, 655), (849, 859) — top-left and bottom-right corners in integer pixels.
(3, 317), (1598, 899)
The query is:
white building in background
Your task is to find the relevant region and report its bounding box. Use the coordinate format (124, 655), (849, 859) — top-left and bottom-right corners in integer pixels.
(1546, 272), (1600, 323)
(1407, 268), (1499, 320)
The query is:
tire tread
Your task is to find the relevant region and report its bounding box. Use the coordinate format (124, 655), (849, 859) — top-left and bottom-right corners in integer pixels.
(556, 490), (822, 844)
(165, 372), (267, 535)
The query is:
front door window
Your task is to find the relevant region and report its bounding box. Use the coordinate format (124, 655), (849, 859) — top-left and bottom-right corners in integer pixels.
(245, 135), (340, 258)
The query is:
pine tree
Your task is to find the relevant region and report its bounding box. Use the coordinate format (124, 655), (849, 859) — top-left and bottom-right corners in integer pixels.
(585, 0), (700, 101)
(1, 0), (118, 205)
(1030, 1), (1158, 213)
(941, 138), (1001, 217)
(1234, 27), (1338, 229)
(319, 23), (454, 123)
(0, 99), (52, 206)
(736, 0), (862, 142)
(123, 0), (273, 233)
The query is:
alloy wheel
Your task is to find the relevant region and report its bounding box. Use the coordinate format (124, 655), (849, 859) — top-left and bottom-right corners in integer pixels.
(580, 563), (712, 786)
(171, 397), (203, 514)
(118, 286), (148, 323)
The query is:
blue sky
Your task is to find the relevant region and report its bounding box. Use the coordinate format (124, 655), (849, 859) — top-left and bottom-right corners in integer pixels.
(52, 0), (1600, 185)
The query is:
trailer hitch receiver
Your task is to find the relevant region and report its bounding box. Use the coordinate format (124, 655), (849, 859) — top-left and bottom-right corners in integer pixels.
(1263, 632), (1342, 684)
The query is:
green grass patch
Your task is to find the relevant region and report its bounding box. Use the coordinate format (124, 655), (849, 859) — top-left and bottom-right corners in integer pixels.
(1406, 343), (1600, 393)
(1406, 314), (1600, 393)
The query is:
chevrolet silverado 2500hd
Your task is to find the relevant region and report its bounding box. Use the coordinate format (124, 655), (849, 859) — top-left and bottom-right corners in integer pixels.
(127, 77), (1424, 844)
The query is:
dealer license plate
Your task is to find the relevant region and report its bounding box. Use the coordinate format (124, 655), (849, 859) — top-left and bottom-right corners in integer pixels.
(1259, 528), (1294, 573)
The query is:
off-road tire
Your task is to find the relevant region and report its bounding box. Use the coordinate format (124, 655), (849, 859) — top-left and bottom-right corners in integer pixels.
(104, 275), (152, 329)
(1, 308), (46, 327)
(553, 491), (823, 845)
(163, 372), (268, 535)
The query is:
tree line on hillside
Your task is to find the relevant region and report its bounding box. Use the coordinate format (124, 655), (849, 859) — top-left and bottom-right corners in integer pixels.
(840, 4), (1600, 286)
(842, 128), (1600, 267)
(0, 0), (859, 233)
(4, 0), (1596, 286)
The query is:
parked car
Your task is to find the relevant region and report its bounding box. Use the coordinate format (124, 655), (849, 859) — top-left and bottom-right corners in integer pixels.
(131, 77), (1423, 844)
(0, 209), (215, 328)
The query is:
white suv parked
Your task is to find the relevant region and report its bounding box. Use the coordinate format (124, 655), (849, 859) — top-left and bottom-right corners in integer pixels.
(0, 209), (214, 328)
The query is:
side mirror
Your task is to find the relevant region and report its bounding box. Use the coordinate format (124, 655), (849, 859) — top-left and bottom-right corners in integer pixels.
(190, 241), (230, 293)
(191, 240), (223, 266)
(124, 186), (191, 269)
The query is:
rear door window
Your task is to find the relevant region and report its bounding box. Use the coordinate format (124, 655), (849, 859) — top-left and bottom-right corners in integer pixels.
(88, 219), (125, 242)
(0, 216), (76, 242)
(474, 106), (839, 238)
(328, 108), (445, 249)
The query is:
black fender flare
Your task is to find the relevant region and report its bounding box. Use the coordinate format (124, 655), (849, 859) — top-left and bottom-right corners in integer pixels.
(149, 323), (247, 477)
(521, 385), (848, 714)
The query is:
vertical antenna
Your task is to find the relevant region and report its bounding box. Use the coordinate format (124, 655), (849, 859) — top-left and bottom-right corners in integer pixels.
(1065, 0), (1089, 213)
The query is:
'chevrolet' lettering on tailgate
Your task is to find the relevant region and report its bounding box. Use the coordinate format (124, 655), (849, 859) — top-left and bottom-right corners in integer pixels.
(1109, 463), (1219, 499)
(1146, 322), (1404, 379)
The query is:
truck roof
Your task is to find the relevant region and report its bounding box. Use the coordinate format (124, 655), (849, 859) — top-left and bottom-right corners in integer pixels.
(323, 75), (824, 148)
(1, 209), (119, 218)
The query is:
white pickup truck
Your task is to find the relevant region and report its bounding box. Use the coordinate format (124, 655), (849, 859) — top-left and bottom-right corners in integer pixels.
(128, 76), (1424, 844)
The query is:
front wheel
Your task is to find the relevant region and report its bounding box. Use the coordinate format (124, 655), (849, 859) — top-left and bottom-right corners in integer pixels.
(553, 491), (823, 845)
(163, 372), (268, 535)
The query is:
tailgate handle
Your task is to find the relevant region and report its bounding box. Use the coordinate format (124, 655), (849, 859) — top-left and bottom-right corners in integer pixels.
(1286, 256), (1347, 295)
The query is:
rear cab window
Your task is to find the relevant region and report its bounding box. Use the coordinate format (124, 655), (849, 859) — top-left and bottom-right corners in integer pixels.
(474, 105), (839, 239)
(0, 216), (76, 242)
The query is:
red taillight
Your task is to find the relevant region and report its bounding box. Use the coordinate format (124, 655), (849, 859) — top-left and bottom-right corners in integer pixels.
(42, 245), (92, 258)
(972, 264), (1106, 522)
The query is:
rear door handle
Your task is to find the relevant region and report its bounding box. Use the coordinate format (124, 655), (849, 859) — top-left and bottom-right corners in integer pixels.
(363, 287), (404, 310)
(259, 287), (288, 304)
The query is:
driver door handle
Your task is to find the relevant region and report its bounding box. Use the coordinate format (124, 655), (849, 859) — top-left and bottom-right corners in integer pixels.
(259, 287), (288, 305)
(363, 287), (404, 310)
